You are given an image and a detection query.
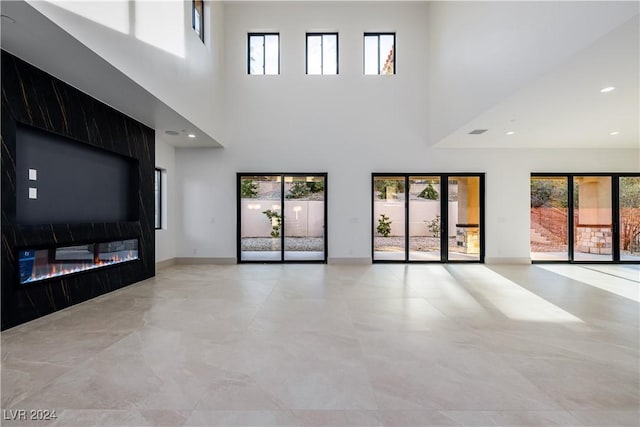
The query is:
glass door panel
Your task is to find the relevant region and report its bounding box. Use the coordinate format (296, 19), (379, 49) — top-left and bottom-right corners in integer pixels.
(409, 176), (441, 261)
(573, 176), (612, 261)
(530, 176), (569, 261)
(448, 176), (481, 261)
(373, 176), (405, 261)
(619, 176), (640, 261)
(240, 175), (282, 261)
(284, 175), (325, 261)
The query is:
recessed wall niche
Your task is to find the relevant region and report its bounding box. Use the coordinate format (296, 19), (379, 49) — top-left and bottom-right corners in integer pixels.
(1, 50), (155, 330)
(16, 124), (138, 225)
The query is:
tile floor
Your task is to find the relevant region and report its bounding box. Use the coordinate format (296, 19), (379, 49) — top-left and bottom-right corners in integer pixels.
(1, 263), (639, 426)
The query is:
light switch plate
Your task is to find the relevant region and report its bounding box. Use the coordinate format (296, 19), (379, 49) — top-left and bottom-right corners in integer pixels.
(28, 187), (37, 199)
(28, 169), (37, 181)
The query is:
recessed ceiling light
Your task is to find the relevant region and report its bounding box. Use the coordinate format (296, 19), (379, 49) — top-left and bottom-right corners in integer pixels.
(609, 131), (620, 136)
(1, 15), (16, 23)
(164, 130), (179, 136)
(506, 131), (515, 135)
(600, 86), (616, 93)
(187, 133), (196, 138)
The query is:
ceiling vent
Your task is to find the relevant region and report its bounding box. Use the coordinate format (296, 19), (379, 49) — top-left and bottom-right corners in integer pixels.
(164, 130), (179, 136)
(468, 129), (488, 135)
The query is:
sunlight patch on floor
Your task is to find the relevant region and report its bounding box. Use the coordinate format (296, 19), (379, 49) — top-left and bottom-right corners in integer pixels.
(538, 264), (640, 302)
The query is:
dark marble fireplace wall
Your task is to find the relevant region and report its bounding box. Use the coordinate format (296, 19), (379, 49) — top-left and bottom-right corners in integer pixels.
(1, 51), (155, 330)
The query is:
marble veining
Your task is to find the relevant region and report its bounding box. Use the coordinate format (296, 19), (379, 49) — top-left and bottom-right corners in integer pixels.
(1, 50), (155, 330)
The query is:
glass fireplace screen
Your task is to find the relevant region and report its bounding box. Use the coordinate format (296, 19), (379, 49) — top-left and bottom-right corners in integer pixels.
(18, 239), (139, 285)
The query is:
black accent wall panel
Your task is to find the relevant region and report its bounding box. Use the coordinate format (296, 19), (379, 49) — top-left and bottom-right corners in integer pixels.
(1, 51), (155, 330)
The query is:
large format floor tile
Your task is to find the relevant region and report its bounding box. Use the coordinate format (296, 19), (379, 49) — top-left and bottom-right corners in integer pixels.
(1, 264), (638, 426)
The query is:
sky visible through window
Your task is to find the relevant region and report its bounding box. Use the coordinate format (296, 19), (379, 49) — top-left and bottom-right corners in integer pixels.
(365, 33), (395, 75)
(307, 34), (337, 75)
(192, 0), (203, 41)
(249, 34), (279, 75)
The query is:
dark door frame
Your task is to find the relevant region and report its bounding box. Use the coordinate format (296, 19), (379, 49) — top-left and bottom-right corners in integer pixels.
(237, 173), (328, 264)
(371, 173), (486, 264)
(532, 172), (640, 264)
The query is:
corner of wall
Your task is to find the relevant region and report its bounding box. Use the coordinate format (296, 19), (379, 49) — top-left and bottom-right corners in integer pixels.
(155, 136), (177, 263)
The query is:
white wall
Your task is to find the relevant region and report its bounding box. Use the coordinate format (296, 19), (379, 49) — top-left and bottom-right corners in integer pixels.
(178, 146), (639, 262)
(155, 137), (177, 264)
(174, 1), (639, 263)
(28, 0), (225, 142)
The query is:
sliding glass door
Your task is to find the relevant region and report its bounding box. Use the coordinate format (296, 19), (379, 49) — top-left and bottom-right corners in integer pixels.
(448, 176), (481, 261)
(574, 176), (612, 262)
(620, 176), (640, 261)
(372, 173), (484, 263)
(238, 173), (327, 263)
(373, 176), (405, 260)
(239, 175), (282, 262)
(284, 175), (326, 261)
(530, 173), (639, 263)
(530, 176), (569, 261)
(408, 176), (441, 261)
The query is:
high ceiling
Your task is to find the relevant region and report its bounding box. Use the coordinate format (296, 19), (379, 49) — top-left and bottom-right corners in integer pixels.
(433, 14), (639, 149)
(1, 1), (638, 150)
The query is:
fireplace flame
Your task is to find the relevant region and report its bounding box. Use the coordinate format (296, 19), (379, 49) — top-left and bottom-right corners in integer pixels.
(22, 250), (139, 284)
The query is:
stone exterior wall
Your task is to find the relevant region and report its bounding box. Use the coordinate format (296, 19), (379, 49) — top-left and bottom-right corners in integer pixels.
(576, 226), (613, 255)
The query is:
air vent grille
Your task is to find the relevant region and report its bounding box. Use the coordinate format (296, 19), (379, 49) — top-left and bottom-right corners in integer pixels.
(469, 129), (488, 135)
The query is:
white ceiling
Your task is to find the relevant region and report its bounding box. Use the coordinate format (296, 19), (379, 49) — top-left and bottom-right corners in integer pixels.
(0, 0), (221, 148)
(433, 14), (639, 149)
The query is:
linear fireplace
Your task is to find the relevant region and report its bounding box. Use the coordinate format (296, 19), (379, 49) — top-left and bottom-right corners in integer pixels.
(19, 239), (139, 285)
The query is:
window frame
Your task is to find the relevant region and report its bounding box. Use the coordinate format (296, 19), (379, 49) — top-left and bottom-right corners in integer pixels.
(305, 32), (339, 75)
(237, 173), (328, 264)
(154, 168), (162, 230)
(192, 0), (204, 42)
(247, 32), (280, 75)
(531, 172), (640, 264)
(371, 173), (485, 264)
(364, 32), (396, 75)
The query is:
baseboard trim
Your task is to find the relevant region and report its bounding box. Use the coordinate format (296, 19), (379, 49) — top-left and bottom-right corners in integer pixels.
(175, 257), (236, 265)
(485, 257), (531, 265)
(155, 258), (177, 270)
(328, 257), (371, 265)
(160, 257), (531, 266)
